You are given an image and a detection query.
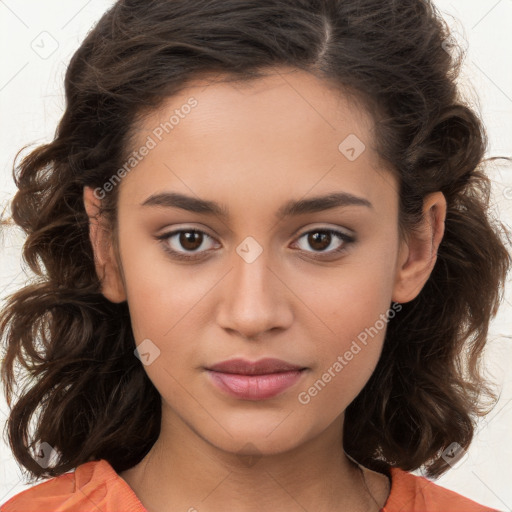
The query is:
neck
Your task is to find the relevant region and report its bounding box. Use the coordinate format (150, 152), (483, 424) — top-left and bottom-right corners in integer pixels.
(119, 408), (388, 512)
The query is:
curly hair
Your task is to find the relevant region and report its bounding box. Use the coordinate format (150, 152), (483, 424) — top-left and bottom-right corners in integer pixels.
(1, 0), (510, 482)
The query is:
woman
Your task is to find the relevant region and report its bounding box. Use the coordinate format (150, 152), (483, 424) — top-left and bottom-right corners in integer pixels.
(1, 0), (509, 510)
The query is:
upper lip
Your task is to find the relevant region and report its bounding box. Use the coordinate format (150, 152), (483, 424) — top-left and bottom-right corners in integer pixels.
(207, 358), (306, 375)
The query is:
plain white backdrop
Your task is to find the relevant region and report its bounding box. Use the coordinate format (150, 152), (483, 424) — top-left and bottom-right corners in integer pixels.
(0, 0), (511, 509)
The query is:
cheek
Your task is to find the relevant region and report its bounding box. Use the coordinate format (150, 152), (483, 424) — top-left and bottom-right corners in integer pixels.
(293, 248), (396, 345)
(295, 289), (390, 420)
(117, 228), (209, 340)
(292, 255), (397, 410)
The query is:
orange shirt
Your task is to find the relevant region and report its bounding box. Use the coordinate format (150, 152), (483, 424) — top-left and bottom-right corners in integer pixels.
(1, 458), (499, 512)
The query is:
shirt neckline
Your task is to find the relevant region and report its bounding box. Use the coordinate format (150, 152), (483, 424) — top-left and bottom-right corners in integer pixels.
(100, 458), (396, 510)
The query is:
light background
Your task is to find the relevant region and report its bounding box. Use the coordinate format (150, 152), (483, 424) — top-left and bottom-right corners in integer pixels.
(0, 0), (511, 509)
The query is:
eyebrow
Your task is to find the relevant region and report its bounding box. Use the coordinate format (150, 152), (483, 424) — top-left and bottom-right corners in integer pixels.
(140, 191), (373, 219)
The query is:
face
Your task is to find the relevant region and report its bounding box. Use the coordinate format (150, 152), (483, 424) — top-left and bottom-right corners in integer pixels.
(85, 66), (444, 459)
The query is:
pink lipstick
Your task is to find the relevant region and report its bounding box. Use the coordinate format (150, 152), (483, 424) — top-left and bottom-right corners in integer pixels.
(205, 358), (307, 400)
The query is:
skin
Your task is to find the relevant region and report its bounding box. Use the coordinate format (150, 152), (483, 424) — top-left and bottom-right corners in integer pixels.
(83, 66), (446, 512)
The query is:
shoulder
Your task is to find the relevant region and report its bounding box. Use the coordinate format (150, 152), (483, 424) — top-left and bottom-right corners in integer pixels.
(1, 459), (146, 512)
(383, 466), (499, 512)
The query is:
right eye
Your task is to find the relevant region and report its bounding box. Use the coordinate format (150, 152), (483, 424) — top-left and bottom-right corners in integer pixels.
(156, 228), (220, 261)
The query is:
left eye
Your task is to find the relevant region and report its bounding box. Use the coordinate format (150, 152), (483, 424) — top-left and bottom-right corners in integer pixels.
(156, 227), (354, 260)
(293, 229), (354, 256)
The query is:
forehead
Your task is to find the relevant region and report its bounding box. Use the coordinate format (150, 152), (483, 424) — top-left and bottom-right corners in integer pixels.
(119, 67), (398, 216)
(142, 67), (374, 149)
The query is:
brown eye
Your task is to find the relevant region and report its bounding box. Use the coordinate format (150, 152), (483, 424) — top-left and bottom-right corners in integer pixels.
(156, 229), (218, 260)
(179, 231), (204, 251)
(293, 228), (355, 258)
(156, 226), (355, 262)
(307, 231), (331, 251)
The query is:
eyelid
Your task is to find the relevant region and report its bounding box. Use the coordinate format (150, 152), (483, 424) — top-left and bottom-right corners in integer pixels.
(155, 224), (356, 260)
(293, 223), (355, 239)
(156, 227), (219, 257)
(291, 227), (355, 257)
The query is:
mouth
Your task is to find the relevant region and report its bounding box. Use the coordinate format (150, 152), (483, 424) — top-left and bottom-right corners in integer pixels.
(205, 358), (308, 400)
(206, 357), (308, 375)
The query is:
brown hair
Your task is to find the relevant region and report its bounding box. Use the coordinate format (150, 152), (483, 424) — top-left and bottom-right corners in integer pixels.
(1, 0), (510, 482)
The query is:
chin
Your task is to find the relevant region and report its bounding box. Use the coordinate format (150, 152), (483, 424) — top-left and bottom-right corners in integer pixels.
(201, 418), (314, 458)
(220, 436), (301, 460)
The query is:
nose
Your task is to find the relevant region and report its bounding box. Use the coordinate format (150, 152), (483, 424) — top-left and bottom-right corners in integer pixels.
(215, 245), (293, 341)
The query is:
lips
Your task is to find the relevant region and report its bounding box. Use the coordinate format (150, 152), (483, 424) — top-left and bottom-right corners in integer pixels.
(207, 357), (306, 375)
(205, 358), (308, 400)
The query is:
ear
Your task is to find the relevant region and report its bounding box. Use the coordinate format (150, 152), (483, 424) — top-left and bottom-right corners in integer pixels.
(392, 191), (446, 303)
(83, 186), (127, 303)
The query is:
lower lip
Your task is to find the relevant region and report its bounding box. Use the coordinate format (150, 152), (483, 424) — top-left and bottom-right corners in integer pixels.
(206, 369), (305, 400)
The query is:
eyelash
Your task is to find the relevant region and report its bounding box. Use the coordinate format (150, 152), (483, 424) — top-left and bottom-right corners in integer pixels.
(155, 227), (355, 262)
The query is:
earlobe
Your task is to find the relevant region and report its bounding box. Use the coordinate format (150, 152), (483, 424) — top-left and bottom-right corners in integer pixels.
(392, 191), (447, 304)
(83, 186), (127, 303)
